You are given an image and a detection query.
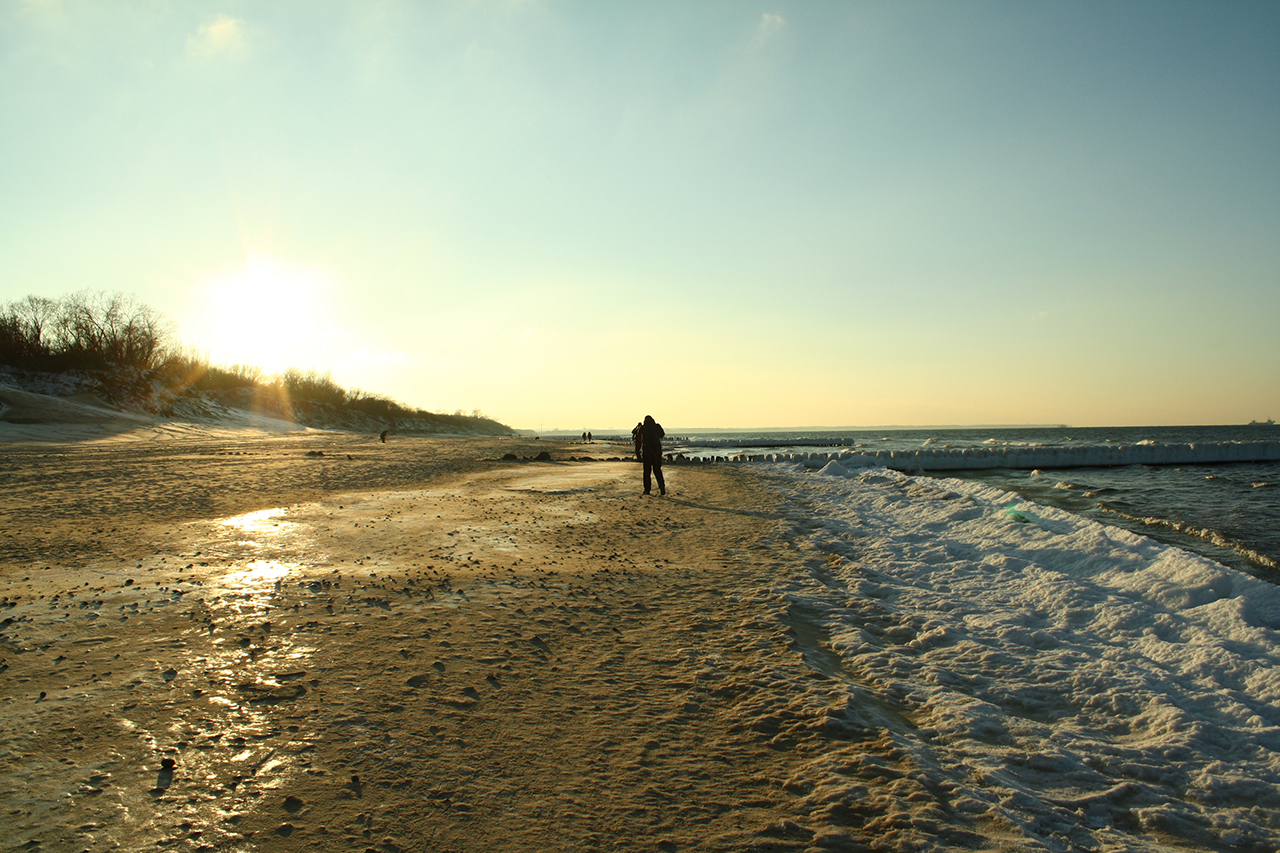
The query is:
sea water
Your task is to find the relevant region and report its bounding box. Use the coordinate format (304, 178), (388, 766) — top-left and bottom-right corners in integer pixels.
(666, 424), (1280, 580)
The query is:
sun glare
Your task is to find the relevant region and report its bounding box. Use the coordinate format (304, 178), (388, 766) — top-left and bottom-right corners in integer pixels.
(187, 255), (339, 375)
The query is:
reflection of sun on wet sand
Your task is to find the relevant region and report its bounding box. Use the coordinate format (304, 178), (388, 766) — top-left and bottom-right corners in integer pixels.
(0, 429), (855, 851)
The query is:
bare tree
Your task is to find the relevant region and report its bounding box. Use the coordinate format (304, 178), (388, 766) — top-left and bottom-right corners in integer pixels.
(55, 291), (174, 369)
(0, 295), (60, 364)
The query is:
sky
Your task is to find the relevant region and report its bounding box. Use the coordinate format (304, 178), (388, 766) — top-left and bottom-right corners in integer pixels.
(2, 0), (1278, 431)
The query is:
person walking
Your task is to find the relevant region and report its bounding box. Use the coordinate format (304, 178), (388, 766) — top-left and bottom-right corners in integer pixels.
(631, 422), (644, 461)
(638, 414), (666, 496)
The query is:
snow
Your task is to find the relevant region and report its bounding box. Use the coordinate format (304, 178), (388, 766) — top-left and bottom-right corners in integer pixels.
(761, 462), (1280, 850)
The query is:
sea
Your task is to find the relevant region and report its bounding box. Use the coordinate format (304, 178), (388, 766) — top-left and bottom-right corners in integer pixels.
(664, 424), (1280, 582)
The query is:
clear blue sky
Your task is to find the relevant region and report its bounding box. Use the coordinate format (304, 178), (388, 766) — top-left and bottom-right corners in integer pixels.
(3, 0), (1278, 429)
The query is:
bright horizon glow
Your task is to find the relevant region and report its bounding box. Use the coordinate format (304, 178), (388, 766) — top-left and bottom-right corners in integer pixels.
(2, 1), (1277, 430)
(181, 254), (344, 377)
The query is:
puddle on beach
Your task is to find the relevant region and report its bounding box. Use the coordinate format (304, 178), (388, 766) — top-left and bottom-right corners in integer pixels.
(222, 558), (299, 590)
(217, 507), (302, 544)
(219, 507), (290, 531)
(55, 506), (332, 847)
(201, 507), (317, 597)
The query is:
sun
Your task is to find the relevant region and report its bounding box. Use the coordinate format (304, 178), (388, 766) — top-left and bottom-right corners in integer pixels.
(185, 254), (341, 375)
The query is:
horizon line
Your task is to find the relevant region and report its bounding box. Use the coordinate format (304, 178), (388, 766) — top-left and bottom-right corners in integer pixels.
(524, 422), (1277, 434)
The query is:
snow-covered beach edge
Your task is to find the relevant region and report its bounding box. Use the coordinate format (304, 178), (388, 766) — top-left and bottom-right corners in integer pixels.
(757, 460), (1280, 851)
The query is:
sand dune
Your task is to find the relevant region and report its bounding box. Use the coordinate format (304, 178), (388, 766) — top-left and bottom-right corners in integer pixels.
(0, 383), (311, 444)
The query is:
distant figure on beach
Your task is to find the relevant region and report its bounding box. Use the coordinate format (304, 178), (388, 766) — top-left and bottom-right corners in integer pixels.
(587, 431), (593, 443)
(638, 415), (666, 496)
(631, 422), (643, 460)
(380, 430), (388, 443)
(582, 431), (587, 443)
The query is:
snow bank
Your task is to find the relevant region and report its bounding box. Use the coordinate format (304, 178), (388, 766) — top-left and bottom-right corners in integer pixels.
(763, 463), (1280, 850)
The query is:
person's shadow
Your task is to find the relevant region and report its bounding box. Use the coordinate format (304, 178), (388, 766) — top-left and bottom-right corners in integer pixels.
(660, 496), (787, 521)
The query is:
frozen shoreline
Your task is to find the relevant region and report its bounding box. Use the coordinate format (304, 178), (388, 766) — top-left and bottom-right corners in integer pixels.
(667, 429), (1280, 579)
(761, 461), (1280, 850)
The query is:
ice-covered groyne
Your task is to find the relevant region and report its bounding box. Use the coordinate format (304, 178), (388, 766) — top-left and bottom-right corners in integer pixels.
(676, 440), (1280, 470)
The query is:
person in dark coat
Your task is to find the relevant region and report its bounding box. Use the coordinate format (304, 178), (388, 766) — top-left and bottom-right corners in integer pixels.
(631, 422), (643, 461)
(638, 414), (666, 496)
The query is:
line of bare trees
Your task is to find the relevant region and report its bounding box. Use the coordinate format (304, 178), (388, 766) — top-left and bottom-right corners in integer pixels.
(0, 291), (172, 371)
(281, 368), (491, 424)
(1, 291), (508, 431)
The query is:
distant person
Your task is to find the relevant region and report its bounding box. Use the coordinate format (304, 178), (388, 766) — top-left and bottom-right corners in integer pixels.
(587, 431), (593, 443)
(631, 422), (643, 460)
(638, 414), (666, 496)
(380, 430), (388, 443)
(582, 431), (587, 443)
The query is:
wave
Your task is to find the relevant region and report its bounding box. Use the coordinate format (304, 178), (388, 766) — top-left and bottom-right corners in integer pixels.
(1101, 505), (1278, 572)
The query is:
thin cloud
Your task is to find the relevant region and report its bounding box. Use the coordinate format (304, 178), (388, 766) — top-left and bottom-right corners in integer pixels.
(752, 13), (785, 48)
(15, 0), (68, 28)
(186, 14), (247, 59)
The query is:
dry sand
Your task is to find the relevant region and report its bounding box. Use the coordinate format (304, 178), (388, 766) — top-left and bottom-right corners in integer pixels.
(0, 430), (893, 852)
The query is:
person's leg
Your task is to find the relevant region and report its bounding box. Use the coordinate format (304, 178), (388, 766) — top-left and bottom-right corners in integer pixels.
(654, 462), (665, 496)
(642, 460), (652, 493)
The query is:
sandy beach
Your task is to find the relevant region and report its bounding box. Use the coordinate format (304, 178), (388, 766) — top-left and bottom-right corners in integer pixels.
(10, 424), (1280, 853)
(1, 430), (884, 852)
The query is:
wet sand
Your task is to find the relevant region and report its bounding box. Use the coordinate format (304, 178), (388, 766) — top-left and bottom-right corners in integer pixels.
(0, 434), (856, 852)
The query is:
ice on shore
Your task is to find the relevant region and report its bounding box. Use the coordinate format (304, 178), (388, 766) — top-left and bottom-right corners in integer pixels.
(764, 463), (1280, 850)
